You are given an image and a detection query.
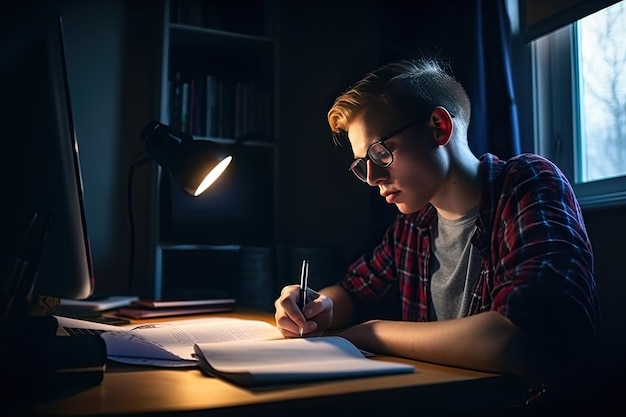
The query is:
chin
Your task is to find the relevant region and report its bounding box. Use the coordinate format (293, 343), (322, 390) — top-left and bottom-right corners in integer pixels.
(394, 204), (414, 214)
(395, 201), (427, 214)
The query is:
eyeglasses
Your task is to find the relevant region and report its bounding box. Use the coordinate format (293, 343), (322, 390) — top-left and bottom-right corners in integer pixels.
(349, 119), (420, 182)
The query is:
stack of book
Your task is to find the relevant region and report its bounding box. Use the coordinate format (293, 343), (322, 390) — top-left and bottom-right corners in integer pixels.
(116, 297), (236, 320)
(60, 296), (139, 312)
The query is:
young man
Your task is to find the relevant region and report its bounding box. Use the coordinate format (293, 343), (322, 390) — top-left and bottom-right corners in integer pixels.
(274, 59), (599, 398)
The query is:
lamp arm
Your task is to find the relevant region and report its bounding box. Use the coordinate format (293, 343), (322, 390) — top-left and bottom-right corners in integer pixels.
(126, 150), (151, 295)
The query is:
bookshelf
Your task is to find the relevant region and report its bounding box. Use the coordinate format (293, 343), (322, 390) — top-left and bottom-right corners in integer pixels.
(153, 0), (278, 309)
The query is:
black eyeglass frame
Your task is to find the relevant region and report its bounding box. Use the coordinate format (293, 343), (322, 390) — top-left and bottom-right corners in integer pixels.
(348, 118), (421, 182)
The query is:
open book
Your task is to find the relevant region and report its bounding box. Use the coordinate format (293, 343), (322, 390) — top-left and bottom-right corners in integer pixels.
(193, 336), (415, 387)
(54, 315), (284, 367)
(54, 315), (416, 382)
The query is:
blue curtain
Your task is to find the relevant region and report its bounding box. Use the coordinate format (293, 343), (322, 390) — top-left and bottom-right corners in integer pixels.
(468, 0), (521, 159)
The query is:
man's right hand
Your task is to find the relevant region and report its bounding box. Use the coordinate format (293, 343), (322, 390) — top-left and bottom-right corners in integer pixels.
(274, 285), (333, 338)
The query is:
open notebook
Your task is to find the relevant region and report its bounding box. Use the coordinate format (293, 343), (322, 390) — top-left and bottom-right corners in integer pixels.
(193, 336), (415, 387)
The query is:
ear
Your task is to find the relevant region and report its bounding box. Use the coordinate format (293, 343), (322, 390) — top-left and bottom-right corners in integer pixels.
(428, 106), (454, 146)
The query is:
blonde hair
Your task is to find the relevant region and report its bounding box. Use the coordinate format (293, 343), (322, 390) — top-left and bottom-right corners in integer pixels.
(327, 58), (471, 143)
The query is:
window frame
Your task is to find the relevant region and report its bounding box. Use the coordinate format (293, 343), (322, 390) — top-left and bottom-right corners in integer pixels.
(531, 19), (626, 210)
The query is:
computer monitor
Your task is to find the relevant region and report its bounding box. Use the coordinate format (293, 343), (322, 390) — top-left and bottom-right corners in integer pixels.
(0, 5), (94, 303)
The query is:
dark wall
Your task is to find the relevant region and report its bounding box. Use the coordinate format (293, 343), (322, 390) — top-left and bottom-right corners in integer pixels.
(58, 0), (162, 295)
(275, 1), (380, 272)
(582, 205), (626, 373)
(59, 1), (127, 296)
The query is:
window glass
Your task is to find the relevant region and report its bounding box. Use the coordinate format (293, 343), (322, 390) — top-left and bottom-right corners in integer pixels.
(576, 1), (626, 183)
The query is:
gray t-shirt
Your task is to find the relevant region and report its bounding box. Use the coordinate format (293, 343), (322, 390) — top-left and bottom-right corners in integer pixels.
(428, 206), (482, 321)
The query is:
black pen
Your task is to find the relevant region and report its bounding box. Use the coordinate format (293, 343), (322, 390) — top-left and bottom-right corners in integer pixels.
(298, 259), (309, 336)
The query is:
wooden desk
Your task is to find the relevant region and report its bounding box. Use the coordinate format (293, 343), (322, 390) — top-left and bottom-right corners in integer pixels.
(31, 309), (529, 416)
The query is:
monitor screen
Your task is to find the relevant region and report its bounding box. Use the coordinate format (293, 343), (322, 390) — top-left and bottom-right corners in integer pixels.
(0, 5), (94, 302)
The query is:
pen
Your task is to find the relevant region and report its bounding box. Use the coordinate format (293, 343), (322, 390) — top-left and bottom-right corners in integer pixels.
(298, 259), (309, 336)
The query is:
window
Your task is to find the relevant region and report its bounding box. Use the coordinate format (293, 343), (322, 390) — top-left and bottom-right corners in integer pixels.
(531, 1), (626, 208)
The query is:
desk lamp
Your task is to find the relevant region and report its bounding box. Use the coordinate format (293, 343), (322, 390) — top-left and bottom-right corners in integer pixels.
(127, 121), (233, 294)
(140, 121), (233, 196)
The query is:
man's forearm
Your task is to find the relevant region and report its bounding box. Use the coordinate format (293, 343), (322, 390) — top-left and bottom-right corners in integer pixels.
(338, 311), (541, 377)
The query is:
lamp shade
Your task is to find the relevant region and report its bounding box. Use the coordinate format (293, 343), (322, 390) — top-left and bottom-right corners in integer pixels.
(140, 121), (232, 196)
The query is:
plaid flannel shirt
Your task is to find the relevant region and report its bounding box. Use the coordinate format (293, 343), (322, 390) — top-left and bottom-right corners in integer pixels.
(340, 153), (599, 344)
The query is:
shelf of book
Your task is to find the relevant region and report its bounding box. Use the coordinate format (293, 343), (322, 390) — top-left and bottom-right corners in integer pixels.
(153, 0), (279, 302)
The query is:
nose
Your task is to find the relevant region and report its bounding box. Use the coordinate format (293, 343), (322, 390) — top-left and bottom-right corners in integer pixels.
(365, 160), (388, 186)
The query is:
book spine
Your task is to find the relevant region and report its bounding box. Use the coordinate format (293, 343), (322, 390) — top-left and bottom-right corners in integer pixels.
(205, 75), (217, 137)
(181, 82), (189, 132)
(188, 79), (196, 134)
(171, 72), (182, 130)
(194, 75), (206, 137)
